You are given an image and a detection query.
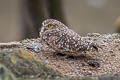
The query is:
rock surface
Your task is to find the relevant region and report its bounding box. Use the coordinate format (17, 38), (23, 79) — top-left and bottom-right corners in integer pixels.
(0, 33), (120, 80)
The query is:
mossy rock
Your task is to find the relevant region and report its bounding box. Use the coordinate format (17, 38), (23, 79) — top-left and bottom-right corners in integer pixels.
(0, 48), (64, 80)
(0, 64), (16, 80)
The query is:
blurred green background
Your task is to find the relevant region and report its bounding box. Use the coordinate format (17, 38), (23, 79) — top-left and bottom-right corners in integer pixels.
(0, 0), (120, 42)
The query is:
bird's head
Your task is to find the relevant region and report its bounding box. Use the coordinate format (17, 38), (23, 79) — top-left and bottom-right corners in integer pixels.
(40, 19), (67, 33)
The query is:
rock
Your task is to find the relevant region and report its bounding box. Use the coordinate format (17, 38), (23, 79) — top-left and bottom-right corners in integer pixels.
(0, 33), (120, 80)
(0, 48), (64, 80)
(0, 64), (16, 80)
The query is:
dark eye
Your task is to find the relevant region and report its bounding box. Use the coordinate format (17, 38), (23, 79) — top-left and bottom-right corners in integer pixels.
(48, 24), (54, 28)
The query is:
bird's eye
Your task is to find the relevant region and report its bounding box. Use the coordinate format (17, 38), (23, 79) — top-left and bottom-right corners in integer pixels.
(48, 24), (54, 28)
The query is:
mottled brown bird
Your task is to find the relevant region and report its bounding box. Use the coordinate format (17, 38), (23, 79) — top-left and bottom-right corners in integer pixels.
(40, 19), (98, 56)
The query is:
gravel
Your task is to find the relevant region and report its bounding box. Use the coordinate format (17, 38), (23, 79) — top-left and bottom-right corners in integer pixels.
(22, 33), (120, 77)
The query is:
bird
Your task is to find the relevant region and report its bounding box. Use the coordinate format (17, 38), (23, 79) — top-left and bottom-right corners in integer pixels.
(40, 19), (99, 56)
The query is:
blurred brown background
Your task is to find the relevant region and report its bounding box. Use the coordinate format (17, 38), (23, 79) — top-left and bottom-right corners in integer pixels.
(0, 0), (120, 42)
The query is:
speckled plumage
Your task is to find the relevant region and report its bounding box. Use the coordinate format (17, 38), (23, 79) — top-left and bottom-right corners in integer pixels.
(40, 19), (98, 56)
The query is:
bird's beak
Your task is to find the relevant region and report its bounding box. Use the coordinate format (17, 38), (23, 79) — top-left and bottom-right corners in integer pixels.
(40, 26), (44, 33)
